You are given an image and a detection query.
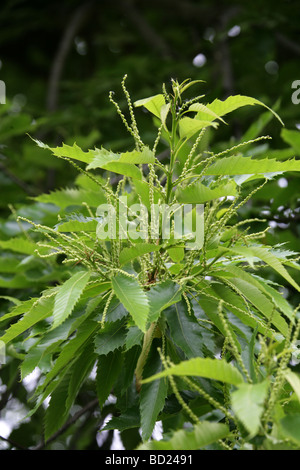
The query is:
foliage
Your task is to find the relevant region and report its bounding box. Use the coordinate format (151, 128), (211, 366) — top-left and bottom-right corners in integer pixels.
(1, 77), (300, 450)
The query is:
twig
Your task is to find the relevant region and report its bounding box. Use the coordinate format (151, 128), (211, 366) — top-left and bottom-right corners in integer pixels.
(276, 32), (300, 56)
(138, 0), (214, 21)
(0, 161), (37, 196)
(0, 434), (27, 450)
(47, 1), (95, 112)
(33, 398), (99, 450)
(214, 7), (241, 98)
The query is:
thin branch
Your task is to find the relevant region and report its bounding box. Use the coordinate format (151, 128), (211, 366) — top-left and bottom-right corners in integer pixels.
(138, 0), (216, 21)
(276, 32), (300, 56)
(120, 0), (174, 59)
(33, 398), (99, 450)
(214, 7), (241, 98)
(0, 161), (37, 196)
(47, 1), (95, 112)
(0, 435), (27, 450)
(44, 2), (95, 191)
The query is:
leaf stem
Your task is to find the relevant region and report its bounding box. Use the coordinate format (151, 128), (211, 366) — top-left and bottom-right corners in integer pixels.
(135, 322), (157, 392)
(165, 101), (179, 204)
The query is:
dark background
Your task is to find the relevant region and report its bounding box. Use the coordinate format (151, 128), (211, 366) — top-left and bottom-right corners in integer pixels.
(1, 0), (299, 260)
(1, 0), (299, 198)
(0, 0), (300, 450)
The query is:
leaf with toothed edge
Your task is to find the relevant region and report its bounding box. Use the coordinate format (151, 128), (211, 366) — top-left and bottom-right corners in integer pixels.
(52, 270), (91, 329)
(140, 344), (168, 441)
(112, 274), (149, 332)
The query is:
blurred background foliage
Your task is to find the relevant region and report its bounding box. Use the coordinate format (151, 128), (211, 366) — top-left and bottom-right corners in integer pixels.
(0, 0), (300, 449)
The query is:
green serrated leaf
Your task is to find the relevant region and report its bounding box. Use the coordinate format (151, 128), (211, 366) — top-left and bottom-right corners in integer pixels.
(0, 257), (22, 273)
(222, 277), (288, 336)
(94, 319), (127, 355)
(44, 372), (71, 442)
(176, 180), (237, 204)
(189, 102), (226, 122)
(0, 297), (36, 324)
(125, 326), (143, 350)
(112, 274), (149, 332)
(256, 277), (294, 321)
(164, 300), (204, 358)
(147, 280), (182, 323)
(102, 406), (140, 432)
(281, 128), (300, 154)
(65, 343), (96, 411)
(215, 264), (294, 322)
(138, 421), (229, 450)
(141, 357), (244, 385)
(167, 246), (185, 262)
(132, 179), (162, 209)
(55, 215), (99, 232)
(119, 146), (155, 164)
(179, 117), (218, 139)
(35, 187), (106, 209)
(0, 238), (36, 255)
(86, 147), (145, 179)
(202, 95), (283, 125)
(0, 295), (21, 306)
(52, 270), (91, 329)
(204, 155), (300, 176)
(0, 273), (38, 289)
(36, 319), (99, 396)
(285, 370), (300, 403)
(91, 160), (142, 180)
(0, 296), (54, 344)
(87, 147), (119, 167)
(34, 140), (92, 164)
(231, 380), (269, 437)
(210, 281), (266, 336)
(20, 342), (46, 380)
(119, 243), (160, 266)
(224, 245), (300, 292)
(140, 345), (168, 441)
(96, 350), (123, 408)
(134, 94), (166, 118)
(280, 414), (300, 444)
(160, 102), (170, 130)
(20, 317), (76, 380)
